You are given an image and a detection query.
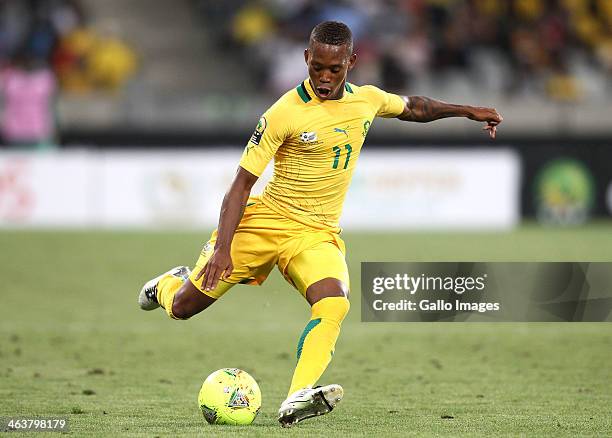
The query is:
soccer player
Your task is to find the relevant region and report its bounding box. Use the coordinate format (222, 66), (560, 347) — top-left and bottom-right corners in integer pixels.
(138, 21), (502, 427)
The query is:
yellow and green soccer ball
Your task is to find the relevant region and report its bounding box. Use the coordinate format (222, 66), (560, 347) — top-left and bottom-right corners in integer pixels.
(198, 368), (261, 425)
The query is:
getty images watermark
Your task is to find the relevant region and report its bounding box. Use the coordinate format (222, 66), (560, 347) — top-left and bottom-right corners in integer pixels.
(361, 263), (612, 322)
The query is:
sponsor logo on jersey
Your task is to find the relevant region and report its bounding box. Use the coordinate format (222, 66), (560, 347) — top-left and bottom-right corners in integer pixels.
(249, 116), (267, 146)
(334, 127), (349, 137)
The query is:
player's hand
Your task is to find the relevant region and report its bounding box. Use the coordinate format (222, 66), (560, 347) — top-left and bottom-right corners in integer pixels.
(194, 247), (233, 292)
(468, 107), (503, 139)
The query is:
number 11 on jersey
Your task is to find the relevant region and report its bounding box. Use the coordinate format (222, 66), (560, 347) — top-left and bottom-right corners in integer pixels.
(332, 144), (352, 170)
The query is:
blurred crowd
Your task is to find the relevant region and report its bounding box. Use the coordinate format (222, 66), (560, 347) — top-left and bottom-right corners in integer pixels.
(0, 0), (136, 146)
(202, 0), (612, 100)
(1, 0), (610, 146)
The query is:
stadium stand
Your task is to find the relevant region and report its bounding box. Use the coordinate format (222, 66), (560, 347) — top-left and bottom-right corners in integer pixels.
(1, 0), (611, 141)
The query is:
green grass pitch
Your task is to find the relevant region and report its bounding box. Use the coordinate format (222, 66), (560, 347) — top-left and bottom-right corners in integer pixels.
(1, 224), (611, 437)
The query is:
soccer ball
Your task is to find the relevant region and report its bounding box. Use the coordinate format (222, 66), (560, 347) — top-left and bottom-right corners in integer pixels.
(198, 368), (262, 425)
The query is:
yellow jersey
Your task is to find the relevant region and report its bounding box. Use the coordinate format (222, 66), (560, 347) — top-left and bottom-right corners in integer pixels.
(239, 79), (405, 232)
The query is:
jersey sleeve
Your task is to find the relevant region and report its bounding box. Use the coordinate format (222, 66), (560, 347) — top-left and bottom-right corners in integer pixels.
(361, 85), (406, 118)
(239, 102), (291, 177)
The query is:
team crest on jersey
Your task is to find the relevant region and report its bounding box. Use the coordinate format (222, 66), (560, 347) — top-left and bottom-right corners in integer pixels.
(300, 131), (317, 142)
(249, 116), (267, 146)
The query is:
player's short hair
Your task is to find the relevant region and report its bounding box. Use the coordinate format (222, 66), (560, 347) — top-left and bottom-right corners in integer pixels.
(310, 21), (353, 52)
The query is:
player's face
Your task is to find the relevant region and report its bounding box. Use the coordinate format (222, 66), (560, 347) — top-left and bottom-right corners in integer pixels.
(305, 42), (356, 100)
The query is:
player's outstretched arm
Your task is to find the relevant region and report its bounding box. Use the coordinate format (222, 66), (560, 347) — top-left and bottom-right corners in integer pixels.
(195, 166), (258, 291)
(398, 96), (503, 138)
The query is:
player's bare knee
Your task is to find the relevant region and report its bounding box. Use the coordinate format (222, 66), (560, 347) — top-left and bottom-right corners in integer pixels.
(307, 281), (350, 324)
(171, 295), (194, 320)
(172, 280), (216, 320)
(171, 283), (197, 319)
(306, 278), (349, 306)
